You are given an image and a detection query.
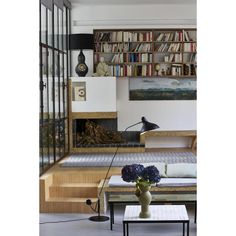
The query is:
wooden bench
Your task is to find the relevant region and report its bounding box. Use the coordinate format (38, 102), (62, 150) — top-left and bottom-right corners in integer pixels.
(140, 130), (197, 151)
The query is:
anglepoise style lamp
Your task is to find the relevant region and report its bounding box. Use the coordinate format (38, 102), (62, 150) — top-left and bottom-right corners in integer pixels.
(69, 33), (94, 77)
(86, 116), (159, 222)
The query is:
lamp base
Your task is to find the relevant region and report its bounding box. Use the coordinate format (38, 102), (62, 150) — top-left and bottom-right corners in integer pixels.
(89, 215), (109, 222)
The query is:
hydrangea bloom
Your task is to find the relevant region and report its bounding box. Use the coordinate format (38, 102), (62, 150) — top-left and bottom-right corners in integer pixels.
(121, 164), (144, 182)
(140, 165), (161, 184)
(121, 164), (161, 185)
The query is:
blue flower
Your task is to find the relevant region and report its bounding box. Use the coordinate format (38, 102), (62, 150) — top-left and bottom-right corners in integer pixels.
(141, 165), (161, 184)
(121, 164), (161, 186)
(121, 164), (144, 182)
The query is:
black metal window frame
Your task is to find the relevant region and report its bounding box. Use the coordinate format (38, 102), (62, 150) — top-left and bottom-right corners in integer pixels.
(39, 0), (71, 175)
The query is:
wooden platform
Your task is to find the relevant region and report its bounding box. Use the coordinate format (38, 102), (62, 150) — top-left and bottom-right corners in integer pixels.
(40, 163), (123, 213)
(40, 148), (196, 213)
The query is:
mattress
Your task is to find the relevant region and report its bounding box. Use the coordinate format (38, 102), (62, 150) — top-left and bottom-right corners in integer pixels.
(60, 151), (196, 167)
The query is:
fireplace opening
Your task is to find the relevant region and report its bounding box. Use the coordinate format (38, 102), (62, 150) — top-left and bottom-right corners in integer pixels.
(72, 119), (144, 148)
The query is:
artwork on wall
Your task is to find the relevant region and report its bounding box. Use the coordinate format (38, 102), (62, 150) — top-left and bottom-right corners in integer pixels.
(72, 82), (86, 101)
(129, 78), (196, 100)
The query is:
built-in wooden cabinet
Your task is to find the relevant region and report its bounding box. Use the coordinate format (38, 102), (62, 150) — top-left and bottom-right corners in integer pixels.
(93, 28), (197, 78)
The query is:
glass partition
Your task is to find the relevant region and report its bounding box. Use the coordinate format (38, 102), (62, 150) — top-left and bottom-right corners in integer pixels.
(40, 0), (71, 175)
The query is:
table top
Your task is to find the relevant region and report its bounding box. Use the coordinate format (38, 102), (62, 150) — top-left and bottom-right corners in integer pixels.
(123, 205), (189, 222)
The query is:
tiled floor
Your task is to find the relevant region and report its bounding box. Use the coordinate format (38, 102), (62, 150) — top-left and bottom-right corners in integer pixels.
(40, 205), (196, 236)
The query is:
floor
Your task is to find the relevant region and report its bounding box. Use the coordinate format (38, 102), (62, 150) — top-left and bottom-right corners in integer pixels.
(40, 205), (196, 236)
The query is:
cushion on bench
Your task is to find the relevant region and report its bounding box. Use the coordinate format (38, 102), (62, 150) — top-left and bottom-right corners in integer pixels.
(166, 163), (197, 178)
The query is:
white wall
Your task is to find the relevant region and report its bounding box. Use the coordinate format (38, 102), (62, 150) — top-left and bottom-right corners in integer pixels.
(70, 2), (197, 134)
(71, 77), (116, 112)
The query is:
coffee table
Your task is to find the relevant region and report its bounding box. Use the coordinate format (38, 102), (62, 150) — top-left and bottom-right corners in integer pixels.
(123, 205), (189, 236)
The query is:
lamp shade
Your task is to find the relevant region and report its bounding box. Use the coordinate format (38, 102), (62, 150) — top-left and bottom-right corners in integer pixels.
(140, 116), (159, 133)
(69, 33), (94, 50)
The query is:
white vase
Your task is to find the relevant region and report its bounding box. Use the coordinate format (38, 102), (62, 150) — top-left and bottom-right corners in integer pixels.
(138, 184), (152, 218)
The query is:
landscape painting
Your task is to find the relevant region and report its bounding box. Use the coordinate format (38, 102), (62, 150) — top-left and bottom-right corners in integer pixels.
(129, 78), (196, 100)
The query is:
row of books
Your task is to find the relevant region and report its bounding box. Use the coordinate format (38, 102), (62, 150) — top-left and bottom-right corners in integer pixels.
(111, 53), (124, 63)
(183, 43), (197, 52)
(94, 42), (152, 53)
(95, 42), (124, 53)
(108, 64), (153, 77)
(123, 31), (153, 42)
(123, 53), (153, 63)
(183, 30), (196, 42)
(95, 31), (123, 42)
(159, 53), (182, 63)
(156, 32), (183, 42)
(171, 64), (182, 76)
(156, 43), (182, 52)
(95, 31), (196, 43)
(183, 64), (197, 76)
(189, 53), (197, 63)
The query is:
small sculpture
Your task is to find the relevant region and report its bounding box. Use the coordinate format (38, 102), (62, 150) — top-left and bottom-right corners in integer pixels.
(93, 57), (111, 76)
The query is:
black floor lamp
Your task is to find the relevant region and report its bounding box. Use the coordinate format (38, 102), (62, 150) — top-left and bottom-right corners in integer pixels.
(87, 116), (159, 222)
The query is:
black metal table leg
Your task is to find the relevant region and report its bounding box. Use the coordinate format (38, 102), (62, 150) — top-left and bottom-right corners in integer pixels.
(123, 222), (125, 236)
(126, 223), (129, 236)
(194, 201), (197, 223)
(110, 203), (113, 230)
(112, 203), (114, 224)
(187, 221), (189, 236)
(183, 222), (185, 236)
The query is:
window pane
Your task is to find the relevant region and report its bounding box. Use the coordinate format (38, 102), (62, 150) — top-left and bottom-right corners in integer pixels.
(59, 53), (64, 118)
(48, 9), (53, 46)
(64, 53), (68, 117)
(48, 49), (53, 119)
(59, 9), (63, 50)
(42, 48), (48, 115)
(41, 4), (46, 44)
(54, 51), (59, 119)
(54, 5), (58, 48)
(64, 118), (69, 153)
(63, 6), (67, 51)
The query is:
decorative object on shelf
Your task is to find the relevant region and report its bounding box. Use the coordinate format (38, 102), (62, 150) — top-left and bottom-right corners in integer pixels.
(155, 64), (160, 76)
(86, 117), (159, 222)
(93, 56), (111, 76)
(69, 33), (94, 77)
(121, 164), (161, 218)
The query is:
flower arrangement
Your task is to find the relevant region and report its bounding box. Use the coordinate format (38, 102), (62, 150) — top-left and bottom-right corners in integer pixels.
(121, 164), (161, 197)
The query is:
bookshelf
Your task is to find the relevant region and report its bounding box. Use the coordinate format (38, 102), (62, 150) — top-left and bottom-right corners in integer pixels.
(93, 28), (197, 78)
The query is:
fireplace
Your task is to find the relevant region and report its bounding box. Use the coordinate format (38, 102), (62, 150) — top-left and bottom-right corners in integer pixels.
(72, 118), (143, 148)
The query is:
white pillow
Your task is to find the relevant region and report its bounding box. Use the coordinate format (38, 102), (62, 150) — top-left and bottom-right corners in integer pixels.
(142, 162), (167, 177)
(166, 163), (197, 178)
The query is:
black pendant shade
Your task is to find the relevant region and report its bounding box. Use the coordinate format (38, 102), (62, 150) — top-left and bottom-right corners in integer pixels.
(69, 34), (94, 77)
(140, 116), (159, 133)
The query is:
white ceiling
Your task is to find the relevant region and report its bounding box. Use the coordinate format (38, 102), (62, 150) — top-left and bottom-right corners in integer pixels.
(70, 0), (196, 5)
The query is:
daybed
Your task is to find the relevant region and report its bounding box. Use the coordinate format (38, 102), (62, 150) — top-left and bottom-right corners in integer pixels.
(99, 162), (197, 229)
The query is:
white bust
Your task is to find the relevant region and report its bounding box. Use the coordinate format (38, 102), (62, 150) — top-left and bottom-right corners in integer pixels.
(93, 57), (110, 76)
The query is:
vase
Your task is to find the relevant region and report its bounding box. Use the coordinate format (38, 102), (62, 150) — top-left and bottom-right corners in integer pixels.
(137, 183), (152, 218)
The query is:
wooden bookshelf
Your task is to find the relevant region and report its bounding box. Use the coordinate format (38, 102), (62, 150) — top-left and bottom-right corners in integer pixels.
(93, 28), (197, 78)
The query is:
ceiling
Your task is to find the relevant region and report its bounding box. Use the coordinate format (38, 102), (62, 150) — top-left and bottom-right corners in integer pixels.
(70, 0), (196, 5)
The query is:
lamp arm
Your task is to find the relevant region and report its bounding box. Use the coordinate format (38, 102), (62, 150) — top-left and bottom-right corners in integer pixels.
(97, 120), (143, 198)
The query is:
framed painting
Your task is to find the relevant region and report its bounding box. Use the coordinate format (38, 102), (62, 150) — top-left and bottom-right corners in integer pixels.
(129, 78), (196, 100)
